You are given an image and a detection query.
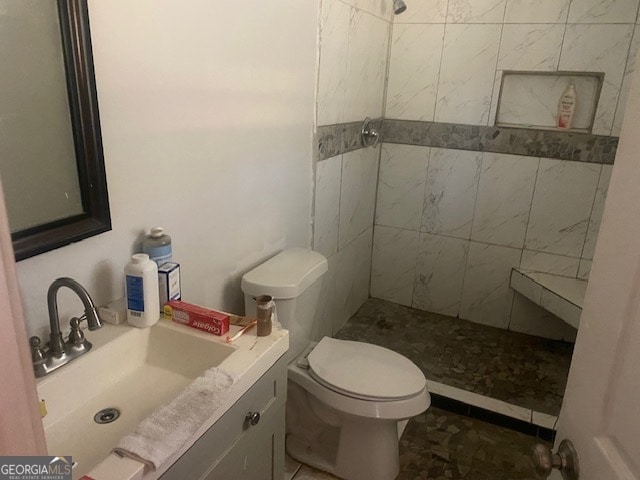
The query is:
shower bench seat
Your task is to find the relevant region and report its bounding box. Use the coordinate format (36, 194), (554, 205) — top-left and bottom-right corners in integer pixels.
(510, 268), (587, 329)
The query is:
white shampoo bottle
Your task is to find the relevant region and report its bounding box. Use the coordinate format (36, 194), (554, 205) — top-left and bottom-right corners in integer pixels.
(557, 83), (577, 129)
(125, 253), (160, 327)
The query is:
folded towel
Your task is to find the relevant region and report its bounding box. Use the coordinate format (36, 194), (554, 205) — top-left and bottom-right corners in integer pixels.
(113, 366), (237, 471)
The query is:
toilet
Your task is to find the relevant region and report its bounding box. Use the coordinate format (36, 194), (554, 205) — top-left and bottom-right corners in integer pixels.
(241, 248), (430, 480)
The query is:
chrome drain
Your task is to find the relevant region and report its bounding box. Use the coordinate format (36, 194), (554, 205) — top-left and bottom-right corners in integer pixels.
(94, 407), (120, 424)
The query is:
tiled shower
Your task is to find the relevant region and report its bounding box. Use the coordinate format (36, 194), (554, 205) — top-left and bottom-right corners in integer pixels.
(312, 0), (639, 340)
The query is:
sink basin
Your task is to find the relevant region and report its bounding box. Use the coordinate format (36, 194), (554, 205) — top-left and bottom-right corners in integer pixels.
(37, 320), (236, 480)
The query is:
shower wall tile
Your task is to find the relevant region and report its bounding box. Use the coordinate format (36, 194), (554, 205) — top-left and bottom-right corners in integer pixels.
(497, 24), (564, 71)
(376, 144), (429, 230)
(317, 0), (350, 126)
(459, 242), (521, 328)
(313, 154), (342, 258)
(313, 252), (336, 340)
(470, 153), (538, 248)
(563, 324), (578, 342)
(488, 70), (503, 126)
(344, 9), (389, 122)
(525, 159), (600, 257)
(509, 295), (567, 340)
(520, 250), (580, 277)
(334, 228), (373, 331)
(370, 226), (420, 306)
(540, 289), (581, 329)
(583, 164), (613, 260)
(613, 25), (640, 136)
(335, 239), (356, 331)
(422, 148), (482, 239)
(511, 269), (543, 303)
(503, 0), (570, 23)
(385, 24), (445, 121)
(567, 0), (640, 24)
(413, 233), (469, 317)
(447, 0), (506, 23)
(339, 147), (379, 249)
(577, 259), (592, 280)
(352, 0), (393, 20)
(559, 24), (633, 135)
(435, 24), (501, 125)
(394, 0), (448, 23)
(353, 226), (374, 313)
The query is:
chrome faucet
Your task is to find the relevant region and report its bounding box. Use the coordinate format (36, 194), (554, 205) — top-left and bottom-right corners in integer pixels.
(30, 277), (103, 378)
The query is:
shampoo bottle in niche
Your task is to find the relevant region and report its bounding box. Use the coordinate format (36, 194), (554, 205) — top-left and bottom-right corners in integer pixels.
(143, 227), (172, 266)
(557, 83), (577, 129)
(125, 253), (160, 327)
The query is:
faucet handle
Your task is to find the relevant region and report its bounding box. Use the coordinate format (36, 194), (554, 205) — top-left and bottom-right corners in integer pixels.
(67, 317), (85, 347)
(29, 336), (46, 364)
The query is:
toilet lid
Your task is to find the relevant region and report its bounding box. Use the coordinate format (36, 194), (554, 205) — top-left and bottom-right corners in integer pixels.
(307, 337), (426, 401)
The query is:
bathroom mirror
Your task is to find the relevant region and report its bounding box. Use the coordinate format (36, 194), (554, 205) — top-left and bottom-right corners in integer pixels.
(0, 0), (110, 261)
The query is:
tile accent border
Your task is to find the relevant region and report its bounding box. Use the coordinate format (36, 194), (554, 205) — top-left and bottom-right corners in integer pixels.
(317, 119), (617, 163)
(317, 119), (618, 163)
(382, 119), (618, 164)
(317, 119), (383, 160)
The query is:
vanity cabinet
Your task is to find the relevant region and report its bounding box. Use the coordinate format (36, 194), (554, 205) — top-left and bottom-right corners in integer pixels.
(161, 355), (287, 480)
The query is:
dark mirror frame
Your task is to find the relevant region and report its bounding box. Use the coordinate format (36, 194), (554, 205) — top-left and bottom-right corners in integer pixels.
(11, 0), (111, 261)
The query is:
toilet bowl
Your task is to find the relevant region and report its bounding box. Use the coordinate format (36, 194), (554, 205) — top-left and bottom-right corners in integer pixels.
(241, 249), (430, 480)
(287, 337), (429, 480)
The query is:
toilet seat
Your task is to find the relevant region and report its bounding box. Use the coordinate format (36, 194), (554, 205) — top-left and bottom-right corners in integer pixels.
(307, 337), (426, 401)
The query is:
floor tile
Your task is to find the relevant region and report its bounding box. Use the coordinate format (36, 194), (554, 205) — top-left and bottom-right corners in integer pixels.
(292, 407), (545, 480)
(336, 298), (573, 415)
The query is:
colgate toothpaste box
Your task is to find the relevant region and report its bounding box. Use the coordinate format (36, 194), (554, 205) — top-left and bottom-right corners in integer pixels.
(164, 300), (230, 336)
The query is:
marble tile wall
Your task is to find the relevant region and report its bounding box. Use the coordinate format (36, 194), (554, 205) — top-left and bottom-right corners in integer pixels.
(312, 0), (392, 336)
(371, 143), (610, 338)
(312, 0), (629, 340)
(313, 147), (379, 335)
(317, 0), (391, 127)
(387, 0), (640, 136)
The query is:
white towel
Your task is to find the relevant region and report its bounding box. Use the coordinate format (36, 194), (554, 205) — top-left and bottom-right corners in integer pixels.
(113, 366), (237, 471)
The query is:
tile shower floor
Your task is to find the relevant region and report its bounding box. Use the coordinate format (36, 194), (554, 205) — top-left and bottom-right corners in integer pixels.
(334, 298), (574, 416)
(288, 406), (546, 480)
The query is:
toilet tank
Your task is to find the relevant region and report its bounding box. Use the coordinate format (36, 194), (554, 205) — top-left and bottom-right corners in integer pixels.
(241, 249), (328, 360)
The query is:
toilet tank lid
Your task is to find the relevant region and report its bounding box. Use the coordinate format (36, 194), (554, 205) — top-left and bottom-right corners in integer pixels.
(241, 248), (328, 299)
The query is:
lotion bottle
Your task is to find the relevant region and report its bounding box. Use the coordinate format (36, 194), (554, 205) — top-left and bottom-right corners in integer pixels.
(557, 83), (577, 129)
(125, 253), (160, 327)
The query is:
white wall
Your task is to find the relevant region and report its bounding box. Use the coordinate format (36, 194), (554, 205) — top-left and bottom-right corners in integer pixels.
(16, 0), (319, 339)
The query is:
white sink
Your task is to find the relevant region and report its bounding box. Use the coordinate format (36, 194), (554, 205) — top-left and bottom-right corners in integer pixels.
(37, 320), (236, 480)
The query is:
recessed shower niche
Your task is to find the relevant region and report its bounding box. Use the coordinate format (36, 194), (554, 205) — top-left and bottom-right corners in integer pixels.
(495, 71), (604, 132)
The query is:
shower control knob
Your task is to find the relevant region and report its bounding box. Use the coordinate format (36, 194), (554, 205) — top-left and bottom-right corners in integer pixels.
(245, 411), (261, 427)
(532, 440), (579, 480)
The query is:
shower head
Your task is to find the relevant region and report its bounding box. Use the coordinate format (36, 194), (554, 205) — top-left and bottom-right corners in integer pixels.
(393, 0), (407, 14)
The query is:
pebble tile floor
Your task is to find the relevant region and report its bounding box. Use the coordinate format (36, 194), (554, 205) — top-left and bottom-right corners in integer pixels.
(334, 298), (574, 416)
(289, 406), (546, 480)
